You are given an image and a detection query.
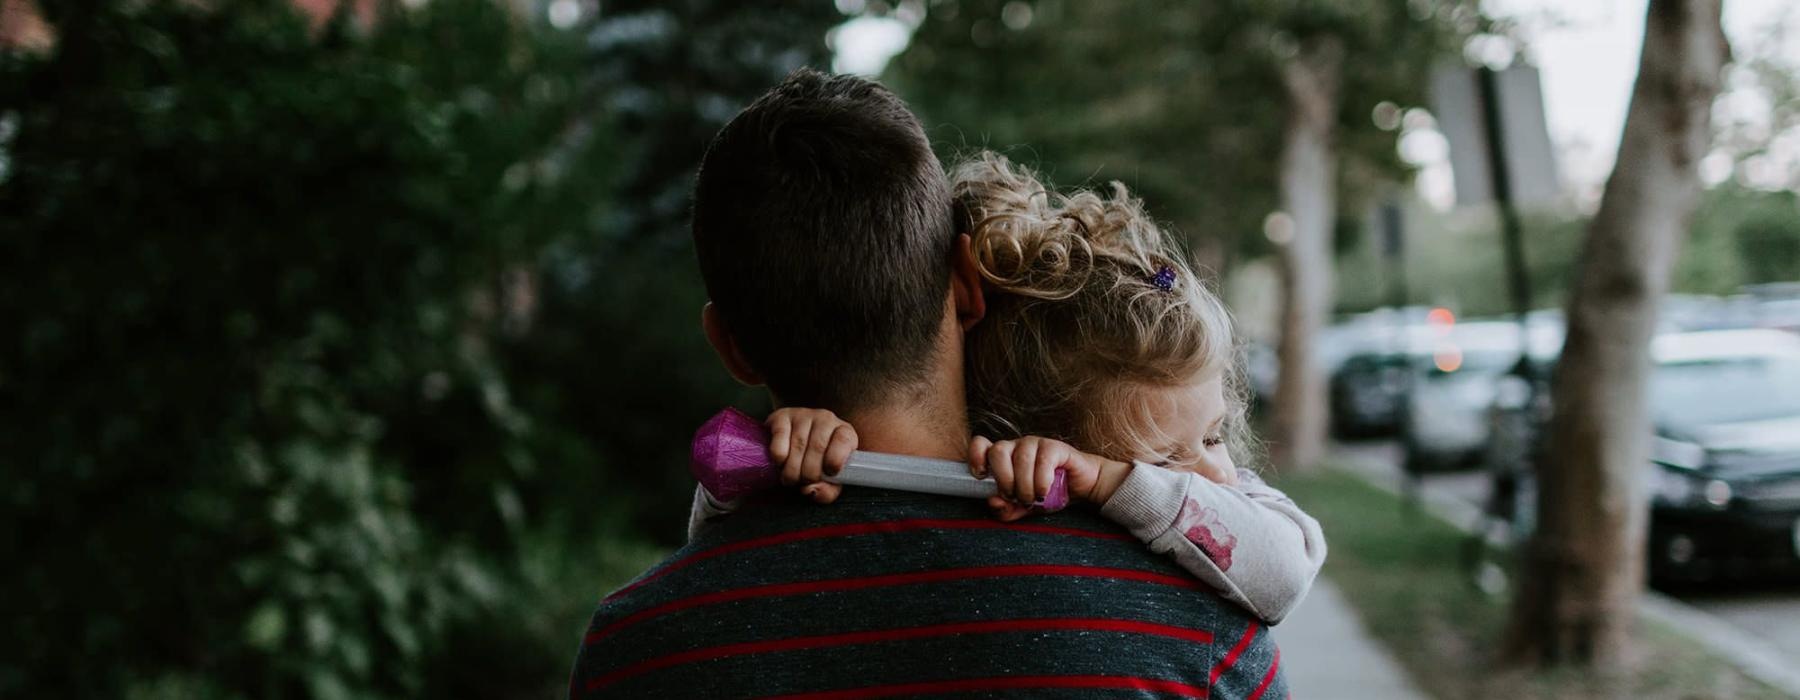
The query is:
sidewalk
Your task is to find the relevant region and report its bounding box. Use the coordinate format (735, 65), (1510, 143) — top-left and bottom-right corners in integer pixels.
(1275, 577), (1428, 700)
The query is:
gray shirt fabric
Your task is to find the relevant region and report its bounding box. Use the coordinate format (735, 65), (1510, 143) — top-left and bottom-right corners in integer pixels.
(574, 486), (1288, 698)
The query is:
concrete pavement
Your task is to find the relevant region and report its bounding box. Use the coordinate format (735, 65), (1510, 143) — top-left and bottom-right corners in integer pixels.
(1275, 578), (1429, 700)
(1685, 591), (1800, 662)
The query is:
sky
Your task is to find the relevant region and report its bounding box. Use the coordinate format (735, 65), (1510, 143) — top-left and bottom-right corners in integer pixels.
(833, 0), (1800, 211)
(1468, 0), (1799, 206)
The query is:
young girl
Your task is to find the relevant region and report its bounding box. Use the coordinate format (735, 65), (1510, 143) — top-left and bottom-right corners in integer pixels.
(692, 152), (1325, 624)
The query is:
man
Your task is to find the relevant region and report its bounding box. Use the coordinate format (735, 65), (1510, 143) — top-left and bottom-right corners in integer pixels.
(569, 69), (1286, 699)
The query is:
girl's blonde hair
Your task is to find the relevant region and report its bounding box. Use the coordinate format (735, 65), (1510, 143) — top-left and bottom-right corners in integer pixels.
(953, 151), (1252, 468)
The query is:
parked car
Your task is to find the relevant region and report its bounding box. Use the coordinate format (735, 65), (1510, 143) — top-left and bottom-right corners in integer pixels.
(1661, 293), (1760, 331)
(1330, 350), (1416, 438)
(1645, 329), (1800, 583)
(1478, 329), (1800, 585)
(1400, 318), (1562, 473)
(1326, 309), (1453, 439)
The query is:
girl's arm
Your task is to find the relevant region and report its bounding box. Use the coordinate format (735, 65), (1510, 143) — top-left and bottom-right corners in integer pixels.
(1099, 464), (1326, 623)
(969, 436), (1326, 623)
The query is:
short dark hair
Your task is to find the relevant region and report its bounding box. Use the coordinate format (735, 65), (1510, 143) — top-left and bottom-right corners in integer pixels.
(692, 69), (954, 411)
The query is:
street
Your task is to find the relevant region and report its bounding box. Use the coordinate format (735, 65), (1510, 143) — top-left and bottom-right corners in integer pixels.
(1333, 440), (1800, 668)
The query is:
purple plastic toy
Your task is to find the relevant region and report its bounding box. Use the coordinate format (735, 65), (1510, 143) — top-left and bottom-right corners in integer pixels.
(689, 407), (782, 502)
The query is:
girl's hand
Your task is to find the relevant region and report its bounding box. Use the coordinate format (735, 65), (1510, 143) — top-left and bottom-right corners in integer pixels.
(968, 436), (1133, 521)
(767, 408), (857, 505)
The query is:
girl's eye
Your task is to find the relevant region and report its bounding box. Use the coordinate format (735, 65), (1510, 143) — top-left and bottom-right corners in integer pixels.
(1202, 436), (1225, 448)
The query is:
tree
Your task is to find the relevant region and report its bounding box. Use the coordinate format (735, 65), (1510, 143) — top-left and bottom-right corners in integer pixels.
(1243, 0), (1492, 469)
(505, 1), (842, 545)
(584, 0), (841, 246)
(887, 0), (1482, 469)
(0, 1), (614, 696)
(1734, 207), (1800, 284)
(1266, 33), (1343, 470)
(1506, 0), (1729, 668)
(1710, 3), (1800, 192)
(2, 0), (853, 696)
(885, 1), (1286, 273)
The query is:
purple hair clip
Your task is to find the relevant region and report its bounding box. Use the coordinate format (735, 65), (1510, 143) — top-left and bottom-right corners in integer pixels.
(1150, 265), (1177, 292)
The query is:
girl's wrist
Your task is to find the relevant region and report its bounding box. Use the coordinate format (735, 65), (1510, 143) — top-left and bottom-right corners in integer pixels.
(1087, 458), (1134, 504)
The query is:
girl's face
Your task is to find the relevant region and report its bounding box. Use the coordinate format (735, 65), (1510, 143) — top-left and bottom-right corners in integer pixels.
(1136, 375), (1236, 480)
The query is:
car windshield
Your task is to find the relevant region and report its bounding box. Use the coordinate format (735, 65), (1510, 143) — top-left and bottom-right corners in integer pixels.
(1651, 355), (1800, 426)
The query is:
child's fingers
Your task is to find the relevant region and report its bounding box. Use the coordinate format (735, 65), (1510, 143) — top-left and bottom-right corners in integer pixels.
(803, 482), (842, 504)
(799, 422), (834, 484)
(992, 500), (1032, 522)
(823, 425), (857, 476)
(1011, 440), (1038, 503)
(767, 414), (792, 464)
(986, 495), (1027, 522)
(1033, 443), (1066, 501)
(986, 441), (1017, 496)
(968, 436), (994, 478)
(779, 415), (814, 485)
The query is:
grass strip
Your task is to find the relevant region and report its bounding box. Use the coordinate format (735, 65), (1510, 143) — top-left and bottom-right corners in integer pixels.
(1276, 467), (1791, 700)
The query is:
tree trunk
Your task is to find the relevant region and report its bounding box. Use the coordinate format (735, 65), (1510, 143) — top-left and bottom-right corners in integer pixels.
(1505, 0), (1728, 669)
(1269, 36), (1343, 471)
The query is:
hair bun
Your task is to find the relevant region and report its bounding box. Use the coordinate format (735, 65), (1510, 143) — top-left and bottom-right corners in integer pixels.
(954, 153), (1095, 300)
(952, 152), (1165, 300)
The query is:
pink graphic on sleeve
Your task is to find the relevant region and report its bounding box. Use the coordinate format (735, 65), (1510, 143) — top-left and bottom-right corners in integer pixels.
(1177, 497), (1238, 571)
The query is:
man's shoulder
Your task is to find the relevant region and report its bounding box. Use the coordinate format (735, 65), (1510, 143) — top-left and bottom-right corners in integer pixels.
(670, 487), (1191, 584)
(570, 488), (1284, 698)
(588, 488), (1184, 617)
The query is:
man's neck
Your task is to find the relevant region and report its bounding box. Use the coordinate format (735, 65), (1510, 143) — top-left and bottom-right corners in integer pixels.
(842, 392), (970, 463)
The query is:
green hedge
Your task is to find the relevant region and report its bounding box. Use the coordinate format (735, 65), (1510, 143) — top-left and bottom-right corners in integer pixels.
(0, 1), (665, 697)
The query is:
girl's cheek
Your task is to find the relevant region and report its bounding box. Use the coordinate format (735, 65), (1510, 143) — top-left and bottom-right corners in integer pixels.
(1207, 446), (1236, 473)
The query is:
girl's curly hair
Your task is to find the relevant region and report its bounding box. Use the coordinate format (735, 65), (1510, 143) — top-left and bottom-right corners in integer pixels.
(953, 151), (1257, 469)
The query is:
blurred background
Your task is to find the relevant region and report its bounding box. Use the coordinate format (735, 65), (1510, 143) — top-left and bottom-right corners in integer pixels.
(2, 0), (1797, 698)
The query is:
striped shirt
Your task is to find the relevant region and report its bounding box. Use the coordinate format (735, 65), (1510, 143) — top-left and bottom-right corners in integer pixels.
(570, 486), (1287, 699)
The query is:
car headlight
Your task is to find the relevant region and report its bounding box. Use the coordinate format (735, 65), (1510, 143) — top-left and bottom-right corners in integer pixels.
(1704, 479), (1733, 507)
(1652, 465), (1731, 509)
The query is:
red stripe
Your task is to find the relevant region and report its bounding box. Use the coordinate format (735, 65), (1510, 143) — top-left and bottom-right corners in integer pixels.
(1209, 621), (1261, 685)
(586, 617), (1214, 691)
(1246, 648), (1281, 700)
(604, 518), (1131, 601)
(766, 674), (1210, 699)
(585, 564), (1197, 644)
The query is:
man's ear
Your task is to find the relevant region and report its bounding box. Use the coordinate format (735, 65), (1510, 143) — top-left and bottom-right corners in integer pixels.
(951, 233), (987, 331)
(701, 302), (765, 387)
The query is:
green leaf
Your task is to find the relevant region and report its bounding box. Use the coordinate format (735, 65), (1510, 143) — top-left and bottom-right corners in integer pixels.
(244, 603), (286, 651)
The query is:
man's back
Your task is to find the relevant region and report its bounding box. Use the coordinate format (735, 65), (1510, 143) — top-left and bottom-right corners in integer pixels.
(570, 487), (1286, 698)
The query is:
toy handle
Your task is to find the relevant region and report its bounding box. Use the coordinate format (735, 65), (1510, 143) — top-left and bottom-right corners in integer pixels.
(690, 407), (1069, 511)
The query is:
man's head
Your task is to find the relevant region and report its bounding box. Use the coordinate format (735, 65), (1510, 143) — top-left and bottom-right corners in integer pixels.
(692, 69), (961, 413)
